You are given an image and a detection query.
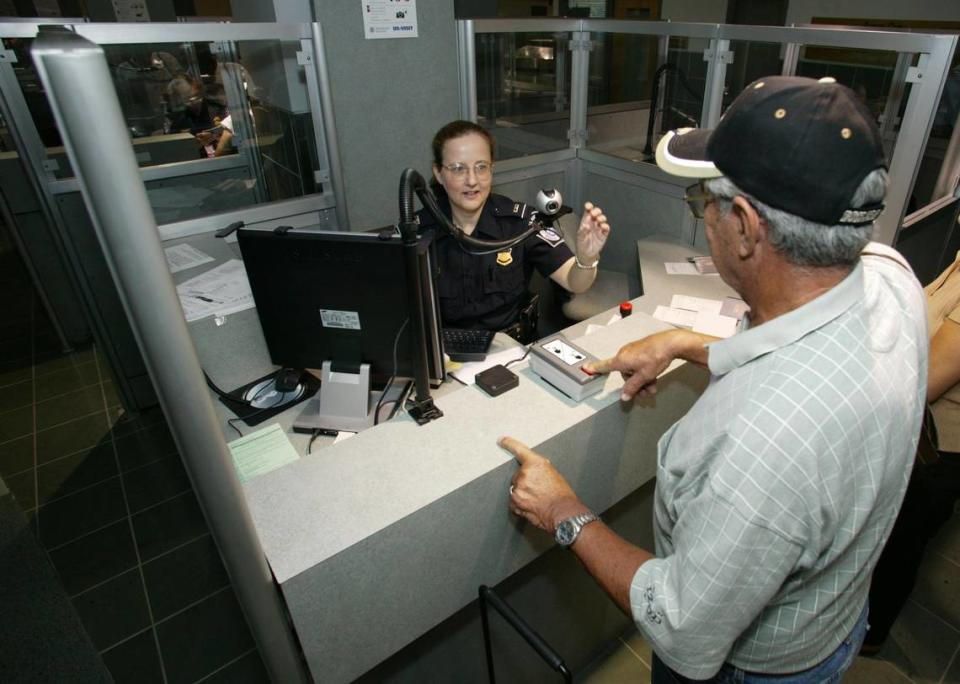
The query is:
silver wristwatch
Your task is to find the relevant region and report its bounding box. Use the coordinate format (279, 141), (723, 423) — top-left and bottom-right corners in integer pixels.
(554, 511), (599, 548)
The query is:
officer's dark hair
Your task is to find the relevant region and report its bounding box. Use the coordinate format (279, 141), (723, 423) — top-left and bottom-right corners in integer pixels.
(431, 120), (495, 167)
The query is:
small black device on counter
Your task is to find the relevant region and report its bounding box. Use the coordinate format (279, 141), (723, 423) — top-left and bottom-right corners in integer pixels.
(475, 364), (519, 397)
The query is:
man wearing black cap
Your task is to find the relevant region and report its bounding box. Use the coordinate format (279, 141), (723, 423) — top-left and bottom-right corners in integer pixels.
(499, 76), (927, 682)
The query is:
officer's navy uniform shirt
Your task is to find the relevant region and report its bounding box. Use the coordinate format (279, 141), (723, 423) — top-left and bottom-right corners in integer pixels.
(417, 193), (573, 331)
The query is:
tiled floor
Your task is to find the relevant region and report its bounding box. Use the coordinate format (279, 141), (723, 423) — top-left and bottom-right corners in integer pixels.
(0, 225), (269, 682)
(579, 513), (960, 682)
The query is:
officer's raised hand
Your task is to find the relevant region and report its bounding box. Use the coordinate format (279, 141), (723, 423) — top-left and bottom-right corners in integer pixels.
(575, 202), (611, 265)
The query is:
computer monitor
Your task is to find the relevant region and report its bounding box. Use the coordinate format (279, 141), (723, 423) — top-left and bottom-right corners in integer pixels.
(236, 227), (445, 432)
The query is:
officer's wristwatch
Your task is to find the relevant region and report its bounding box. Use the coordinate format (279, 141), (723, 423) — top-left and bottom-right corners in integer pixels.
(554, 511), (599, 548)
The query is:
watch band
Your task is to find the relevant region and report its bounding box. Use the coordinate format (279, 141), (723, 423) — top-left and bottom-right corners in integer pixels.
(575, 254), (599, 269)
(555, 511), (599, 547)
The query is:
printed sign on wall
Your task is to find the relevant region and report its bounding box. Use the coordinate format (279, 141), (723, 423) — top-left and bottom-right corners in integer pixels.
(362, 0), (418, 40)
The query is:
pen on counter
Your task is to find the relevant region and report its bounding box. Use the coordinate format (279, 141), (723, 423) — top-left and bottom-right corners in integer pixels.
(193, 295), (215, 302)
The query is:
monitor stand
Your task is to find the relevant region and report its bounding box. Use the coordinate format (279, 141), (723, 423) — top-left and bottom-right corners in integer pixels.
(292, 361), (409, 434)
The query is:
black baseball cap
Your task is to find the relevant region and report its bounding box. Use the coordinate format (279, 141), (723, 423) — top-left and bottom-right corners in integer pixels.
(656, 76), (887, 226)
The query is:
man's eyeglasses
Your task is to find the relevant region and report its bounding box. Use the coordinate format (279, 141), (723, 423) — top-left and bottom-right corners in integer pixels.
(684, 182), (714, 219)
(442, 161), (492, 179)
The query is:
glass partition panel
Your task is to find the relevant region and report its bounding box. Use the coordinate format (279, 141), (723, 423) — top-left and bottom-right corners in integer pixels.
(795, 45), (899, 127)
(0, 109), (13, 152)
(583, 31), (660, 162)
(475, 31), (572, 160)
(585, 34), (709, 165)
(8, 35), (320, 212)
(723, 40), (784, 110)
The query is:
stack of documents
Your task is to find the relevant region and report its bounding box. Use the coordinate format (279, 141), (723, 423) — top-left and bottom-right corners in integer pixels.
(664, 256), (719, 275)
(176, 259), (255, 322)
(164, 244), (215, 274)
(653, 294), (748, 338)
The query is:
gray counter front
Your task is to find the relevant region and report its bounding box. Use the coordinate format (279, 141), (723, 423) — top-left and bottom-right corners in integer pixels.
(241, 312), (708, 682)
(177, 232), (735, 681)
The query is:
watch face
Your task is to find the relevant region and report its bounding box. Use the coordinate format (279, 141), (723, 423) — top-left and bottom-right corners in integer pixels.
(556, 519), (577, 546)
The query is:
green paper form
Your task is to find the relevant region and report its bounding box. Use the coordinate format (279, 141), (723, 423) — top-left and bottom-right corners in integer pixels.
(228, 423), (299, 483)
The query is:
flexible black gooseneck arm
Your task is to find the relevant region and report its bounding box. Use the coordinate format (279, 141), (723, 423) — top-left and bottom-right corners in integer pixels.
(397, 169), (442, 425)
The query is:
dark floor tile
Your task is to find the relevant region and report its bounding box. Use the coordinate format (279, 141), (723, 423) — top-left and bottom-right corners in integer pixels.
(131, 491), (208, 561)
(143, 535), (228, 621)
(35, 361), (101, 401)
(102, 381), (121, 409)
(34, 331), (65, 356)
(0, 335), (32, 364)
(72, 569), (151, 650)
(37, 411), (113, 465)
(5, 468), (36, 511)
(0, 360), (31, 388)
(156, 588), (255, 684)
(36, 384), (106, 430)
(0, 405), (33, 443)
(101, 629), (164, 684)
(0, 316), (32, 344)
(199, 649), (268, 684)
(0, 434), (33, 477)
(122, 457), (191, 514)
(34, 347), (96, 376)
(37, 447), (119, 505)
(114, 423), (177, 472)
(109, 405), (167, 438)
(38, 477), (127, 548)
(48, 520), (138, 595)
(0, 379), (32, 413)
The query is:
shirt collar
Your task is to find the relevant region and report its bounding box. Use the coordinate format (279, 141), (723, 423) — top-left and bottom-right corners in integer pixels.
(708, 260), (864, 376)
(424, 194), (506, 240)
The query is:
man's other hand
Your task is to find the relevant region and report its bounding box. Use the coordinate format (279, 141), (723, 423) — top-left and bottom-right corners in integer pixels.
(499, 436), (588, 535)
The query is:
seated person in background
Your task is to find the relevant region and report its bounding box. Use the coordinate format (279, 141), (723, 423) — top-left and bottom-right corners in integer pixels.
(862, 250), (960, 654)
(165, 74), (226, 156)
(214, 114), (235, 157)
(416, 120), (611, 342)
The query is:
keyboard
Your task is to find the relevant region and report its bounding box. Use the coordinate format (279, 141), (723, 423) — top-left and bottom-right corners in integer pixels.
(442, 327), (495, 362)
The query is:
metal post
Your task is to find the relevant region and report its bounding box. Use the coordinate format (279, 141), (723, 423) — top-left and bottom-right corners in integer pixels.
(567, 30), (590, 149)
(701, 38), (731, 128)
(882, 35), (958, 246)
(30, 28), (307, 683)
(457, 20), (477, 121)
(308, 22), (349, 231)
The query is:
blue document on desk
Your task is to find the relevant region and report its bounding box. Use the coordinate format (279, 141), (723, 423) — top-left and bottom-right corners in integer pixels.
(228, 423), (299, 483)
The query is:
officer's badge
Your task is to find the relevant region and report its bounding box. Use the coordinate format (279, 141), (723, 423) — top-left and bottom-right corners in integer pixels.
(496, 250), (513, 266)
(536, 227), (564, 248)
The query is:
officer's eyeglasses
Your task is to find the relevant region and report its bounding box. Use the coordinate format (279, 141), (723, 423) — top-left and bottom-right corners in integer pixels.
(684, 182), (715, 219)
(442, 161), (492, 179)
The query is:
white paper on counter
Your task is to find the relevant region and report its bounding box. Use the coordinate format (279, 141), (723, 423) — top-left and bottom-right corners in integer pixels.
(665, 261), (699, 275)
(670, 294), (724, 314)
(692, 311), (739, 338)
(177, 259), (254, 322)
(449, 345), (528, 385)
(164, 244), (215, 273)
(653, 305), (697, 329)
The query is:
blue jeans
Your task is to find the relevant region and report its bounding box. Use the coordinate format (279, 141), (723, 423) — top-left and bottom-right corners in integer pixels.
(651, 603), (868, 684)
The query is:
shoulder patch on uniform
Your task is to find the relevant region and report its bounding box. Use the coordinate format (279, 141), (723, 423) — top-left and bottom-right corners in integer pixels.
(536, 227), (564, 248)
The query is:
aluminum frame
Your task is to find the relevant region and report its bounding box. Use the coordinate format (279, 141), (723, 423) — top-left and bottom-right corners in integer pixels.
(30, 29), (308, 681)
(457, 18), (959, 248)
(0, 20), (345, 240)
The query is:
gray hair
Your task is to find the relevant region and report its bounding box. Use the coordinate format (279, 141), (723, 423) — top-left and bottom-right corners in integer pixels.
(703, 168), (887, 266)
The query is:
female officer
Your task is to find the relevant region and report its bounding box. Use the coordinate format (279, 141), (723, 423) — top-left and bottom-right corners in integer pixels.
(417, 120), (611, 340)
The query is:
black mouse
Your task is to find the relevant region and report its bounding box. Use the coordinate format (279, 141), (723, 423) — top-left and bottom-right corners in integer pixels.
(274, 368), (303, 393)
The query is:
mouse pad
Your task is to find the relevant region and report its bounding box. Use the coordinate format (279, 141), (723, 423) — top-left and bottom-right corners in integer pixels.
(219, 371), (320, 426)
